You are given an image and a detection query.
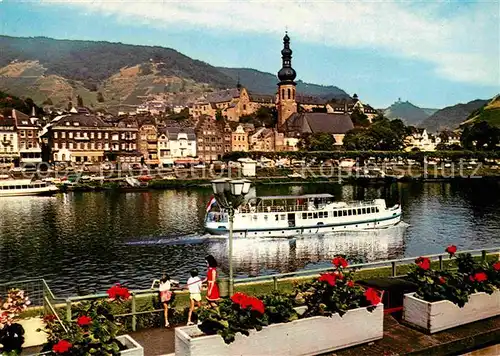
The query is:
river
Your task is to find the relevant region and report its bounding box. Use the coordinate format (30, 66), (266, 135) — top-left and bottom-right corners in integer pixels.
(1, 180), (500, 297)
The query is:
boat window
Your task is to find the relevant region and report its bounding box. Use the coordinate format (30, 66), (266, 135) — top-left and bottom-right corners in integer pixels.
(253, 215), (257, 220)
(362, 208), (366, 214)
(341, 210), (346, 216)
(313, 213), (318, 219)
(323, 212), (328, 218)
(280, 214), (286, 220)
(348, 210), (352, 216)
(353, 209), (357, 215)
(357, 208), (362, 214)
(308, 213), (313, 219)
(264, 215), (268, 220)
(275, 215), (279, 221)
(376, 207), (380, 213)
(371, 207), (375, 213)
(333, 211), (338, 217)
(302, 213), (307, 219)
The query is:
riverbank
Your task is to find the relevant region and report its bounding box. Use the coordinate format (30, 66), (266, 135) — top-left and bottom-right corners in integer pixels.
(57, 167), (500, 192)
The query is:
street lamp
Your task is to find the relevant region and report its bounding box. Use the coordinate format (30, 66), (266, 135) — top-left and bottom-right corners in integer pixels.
(211, 178), (251, 296)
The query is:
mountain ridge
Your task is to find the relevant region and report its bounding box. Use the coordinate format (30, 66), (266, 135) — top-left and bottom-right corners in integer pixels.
(0, 35), (349, 108)
(420, 99), (490, 132)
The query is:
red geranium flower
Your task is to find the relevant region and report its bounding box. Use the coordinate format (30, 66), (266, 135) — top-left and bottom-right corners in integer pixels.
(332, 256), (348, 268)
(347, 280), (355, 288)
(493, 261), (500, 271)
(473, 272), (488, 282)
(415, 257), (431, 271)
(231, 292), (246, 305)
(364, 287), (381, 305)
(438, 276), (446, 284)
(318, 273), (336, 286)
(249, 297), (265, 314)
(77, 315), (92, 327)
(52, 340), (72, 354)
(445, 245), (457, 256)
(107, 284), (131, 301)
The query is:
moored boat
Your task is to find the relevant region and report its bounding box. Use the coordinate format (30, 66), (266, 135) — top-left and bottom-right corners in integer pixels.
(0, 178), (59, 197)
(205, 193), (401, 237)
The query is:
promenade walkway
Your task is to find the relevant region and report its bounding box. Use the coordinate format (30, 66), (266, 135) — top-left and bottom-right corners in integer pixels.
(126, 313), (500, 356)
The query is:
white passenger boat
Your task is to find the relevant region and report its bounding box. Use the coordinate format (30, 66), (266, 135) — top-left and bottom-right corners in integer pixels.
(0, 179), (59, 197)
(205, 193), (402, 237)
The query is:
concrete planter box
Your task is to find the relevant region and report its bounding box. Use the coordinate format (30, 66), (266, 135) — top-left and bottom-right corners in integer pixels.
(117, 334), (144, 356)
(174, 304), (383, 356)
(403, 290), (500, 333)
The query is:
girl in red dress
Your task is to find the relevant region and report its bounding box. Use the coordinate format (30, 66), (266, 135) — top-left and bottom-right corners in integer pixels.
(204, 255), (220, 307)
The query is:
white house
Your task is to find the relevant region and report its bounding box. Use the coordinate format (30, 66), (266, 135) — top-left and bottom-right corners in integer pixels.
(158, 126), (197, 166)
(405, 129), (440, 152)
(0, 116), (19, 168)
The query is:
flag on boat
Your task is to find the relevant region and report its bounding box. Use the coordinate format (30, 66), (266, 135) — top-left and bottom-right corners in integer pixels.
(206, 196), (217, 212)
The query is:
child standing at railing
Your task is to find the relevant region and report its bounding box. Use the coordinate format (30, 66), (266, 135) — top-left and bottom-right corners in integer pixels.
(152, 274), (179, 328)
(186, 269), (203, 326)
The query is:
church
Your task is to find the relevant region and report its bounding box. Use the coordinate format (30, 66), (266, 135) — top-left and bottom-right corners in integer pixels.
(276, 33), (377, 146)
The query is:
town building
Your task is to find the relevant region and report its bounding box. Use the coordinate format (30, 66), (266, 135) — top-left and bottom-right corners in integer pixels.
(138, 119), (159, 166)
(12, 109), (42, 165)
(249, 127), (281, 152)
(195, 115), (232, 161)
(43, 113), (139, 164)
(0, 115), (19, 169)
(231, 124), (249, 152)
(189, 86), (275, 122)
(404, 129), (440, 152)
(158, 125), (197, 166)
(326, 94), (379, 121)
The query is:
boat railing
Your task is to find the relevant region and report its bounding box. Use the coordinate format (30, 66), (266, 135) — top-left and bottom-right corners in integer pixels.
(237, 201), (381, 214)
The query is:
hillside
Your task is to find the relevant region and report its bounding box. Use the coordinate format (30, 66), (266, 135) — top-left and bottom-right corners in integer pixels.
(420, 99), (489, 132)
(0, 36), (350, 108)
(383, 100), (433, 126)
(217, 67), (349, 99)
(461, 96), (500, 127)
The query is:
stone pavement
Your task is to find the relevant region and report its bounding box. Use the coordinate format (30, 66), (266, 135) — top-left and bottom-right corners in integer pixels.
(129, 326), (175, 356)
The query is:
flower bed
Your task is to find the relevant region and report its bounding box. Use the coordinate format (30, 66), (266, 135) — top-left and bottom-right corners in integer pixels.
(175, 304), (383, 356)
(403, 246), (500, 333)
(403, 290), (500, 333)
(39, 283), (142, 355)
(175, 256), (383, 356)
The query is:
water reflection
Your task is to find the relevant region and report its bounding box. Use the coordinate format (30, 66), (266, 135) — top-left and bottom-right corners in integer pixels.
(207, 225), (407, 277)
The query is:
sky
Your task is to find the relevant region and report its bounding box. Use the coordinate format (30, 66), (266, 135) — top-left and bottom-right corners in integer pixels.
(0, 0), (499, 109)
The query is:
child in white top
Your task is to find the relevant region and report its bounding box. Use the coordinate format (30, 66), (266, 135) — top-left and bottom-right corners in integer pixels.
(157, 274), (178, 327)
(186, 268), (203, 325)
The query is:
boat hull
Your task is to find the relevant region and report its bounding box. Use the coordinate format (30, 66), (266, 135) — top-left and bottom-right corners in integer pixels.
(206, 213), (402, 238)
(0, 186), (59, 197)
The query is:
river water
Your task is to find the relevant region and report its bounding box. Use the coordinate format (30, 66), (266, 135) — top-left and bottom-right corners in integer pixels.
(1, 180), (500, 297)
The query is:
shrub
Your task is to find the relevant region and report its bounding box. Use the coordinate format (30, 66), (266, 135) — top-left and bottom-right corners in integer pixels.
(0, 289), (31, 355)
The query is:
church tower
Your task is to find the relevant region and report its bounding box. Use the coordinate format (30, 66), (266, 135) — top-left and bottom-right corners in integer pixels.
(277, 32), (297, 128)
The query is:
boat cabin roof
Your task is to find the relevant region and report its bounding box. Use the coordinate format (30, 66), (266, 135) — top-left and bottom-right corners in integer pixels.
(256, 193), (334, 201)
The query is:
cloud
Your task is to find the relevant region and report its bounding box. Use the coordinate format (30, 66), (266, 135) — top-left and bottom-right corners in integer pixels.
(39, 0), (499, 86)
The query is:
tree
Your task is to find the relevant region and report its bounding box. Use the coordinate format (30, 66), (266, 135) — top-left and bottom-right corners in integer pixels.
(299, 133), (336, 151)
(350, 108), (370, 127)
(342, 118), (407, 151)
(461, 121), (500, 150)
(67, 101), (73, 111)
(77, 95), (84, 107)
(97, 92), (105, 103)
(215, 109), (224, 121)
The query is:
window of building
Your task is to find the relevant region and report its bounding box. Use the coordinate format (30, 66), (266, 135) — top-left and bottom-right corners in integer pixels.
(287, 88), (291, 99)
(61, 132), (66, 138)
(69, 132), (73, 139)
(105, 133), (109, 139)
(281, 89), (285, 99)
(91, 132), (95, 139)
(53, 132), (58, 139)
(54, 143), (59, 150)
(69, 143), (73, 149)
(98, 132), (102, 139)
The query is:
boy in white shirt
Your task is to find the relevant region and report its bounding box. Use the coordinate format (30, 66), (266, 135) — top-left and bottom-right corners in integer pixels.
(187, 268), (203, 326)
